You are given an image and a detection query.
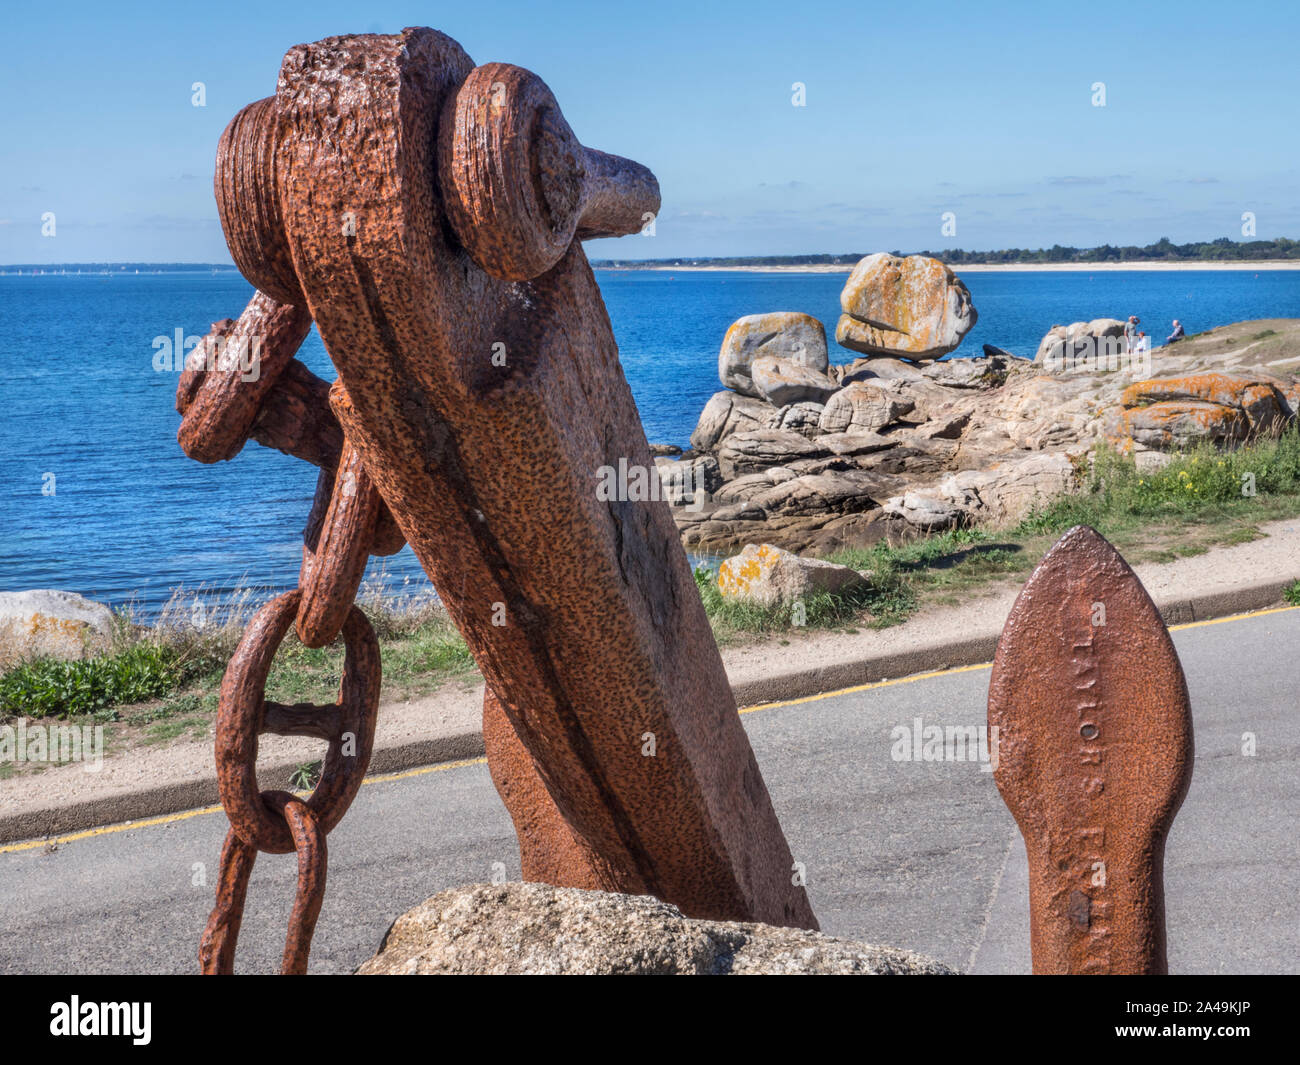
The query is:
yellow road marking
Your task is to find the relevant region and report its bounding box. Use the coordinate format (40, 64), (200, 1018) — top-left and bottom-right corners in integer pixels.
(4, 603), (1294, 855)
(0, 756), (488, 855)
(739, 603), (1300, 715)
(1169, 602), (1298, 631)
(739, 662), (992, 716)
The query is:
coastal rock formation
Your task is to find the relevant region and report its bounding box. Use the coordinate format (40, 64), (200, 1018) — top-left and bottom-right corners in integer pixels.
(882, 452), (1081, 530)
(718, 312), (829, 398)
(1119, 372), (1287, 449)
(672, 316), (1300, 554)
(835, 253), (977, 361)
(690, 391), (771, 451)
(358, 882), (952, 975)
(818, 382), (913, 433)
(0, 590), (115, 670)
(1035, 319), (1126, 365)
(717, 543), (867, 606)
(765, 400), (825, 437)
(749, 355), (838, 405)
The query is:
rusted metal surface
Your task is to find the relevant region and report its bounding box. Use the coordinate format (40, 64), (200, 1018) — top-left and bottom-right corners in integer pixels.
(198, 793), (327, 975)
(481, 687), (631, 891)
(176, 293), (312, 464)
(215, 592), (379, 854)
(186, 25), (815, 972)
(438, 63), (660, 280)
(197, 827), (256, 975)
(261, 28), (813, 928)
(194, 591), (378, 973)
(296, 405), (382, 647)
(988, 525), (1194, 974)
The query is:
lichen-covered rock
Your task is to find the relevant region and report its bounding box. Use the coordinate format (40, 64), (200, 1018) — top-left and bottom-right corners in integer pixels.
(835, 254), (977, 361)
(717, 543), (869, 605)
(690, 390), (772, 451)
(818, 382), (914, 434)
(1123, 401), (1250, 449)
(0, 590), (115, 670)
(357, 882), (952, 975)
(749, 355), (837, 406)
(719, 312), (829, 397)
(1121, 373), (1286, 438)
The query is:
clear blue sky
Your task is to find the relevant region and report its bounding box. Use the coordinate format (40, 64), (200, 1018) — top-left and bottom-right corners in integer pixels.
(2, 0), (1297, 263)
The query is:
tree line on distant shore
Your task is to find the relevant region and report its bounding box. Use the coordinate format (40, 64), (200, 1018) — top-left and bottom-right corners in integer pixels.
(594, 236), (1300, 268)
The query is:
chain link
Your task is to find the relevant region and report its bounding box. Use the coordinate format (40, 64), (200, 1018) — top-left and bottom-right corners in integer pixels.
(179, 298), (386, 974)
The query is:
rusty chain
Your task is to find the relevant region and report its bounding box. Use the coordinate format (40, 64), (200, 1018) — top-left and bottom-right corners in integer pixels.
(177, 297), (391, 974)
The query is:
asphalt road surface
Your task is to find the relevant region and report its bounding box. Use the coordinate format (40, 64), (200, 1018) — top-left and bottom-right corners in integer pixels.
(2, 607), (1296, 975)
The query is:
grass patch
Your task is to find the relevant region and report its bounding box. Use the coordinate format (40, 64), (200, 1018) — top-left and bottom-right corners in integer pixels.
(1284, 580), (1300, 607)
(694, 565), (898, 643)
(1014, 429), (1300, 543)
(0, 642), (197, 721)
(693, 428), (1300, 639)
(0, 579), (474, 726)
(7, 431), (1300, 743)
(290, 761), (322, 790)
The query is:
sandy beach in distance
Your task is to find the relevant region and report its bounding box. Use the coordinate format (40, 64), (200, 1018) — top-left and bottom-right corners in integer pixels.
(603, 260), (1300, 274)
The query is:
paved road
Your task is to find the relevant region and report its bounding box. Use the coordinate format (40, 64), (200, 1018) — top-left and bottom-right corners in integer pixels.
(2, 608), (1296, 974)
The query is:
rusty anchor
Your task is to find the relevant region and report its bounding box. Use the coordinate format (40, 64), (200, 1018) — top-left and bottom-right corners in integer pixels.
(182, 27), (815, 972)
(988, 525), (1195, 974)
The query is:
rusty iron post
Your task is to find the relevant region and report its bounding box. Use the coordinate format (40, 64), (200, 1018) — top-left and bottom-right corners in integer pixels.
(988, 525), (1194, 974)
(196, 27), (816, 932)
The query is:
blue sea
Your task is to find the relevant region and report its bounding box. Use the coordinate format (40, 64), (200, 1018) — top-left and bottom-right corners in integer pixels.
(2, 267), (1298, 617)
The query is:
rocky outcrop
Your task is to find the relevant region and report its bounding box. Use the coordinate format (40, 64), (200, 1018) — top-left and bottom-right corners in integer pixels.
(690, 391), (771, 451)
(766, 401), (825, 437)
(749, 355), (837, 405)
(357, 882), (952, 975)
(1119, 372), (1289, 449)
(0, 590), (116, 670)
(683, 300), (1300, 554)
(835, 253), (977, 361)
(718, 312), (829, 398)
(883, 452), (1081, 530)
(818, 382), (913, 433)
(717, 543), (868, 606)
(1035, 319), (1126, 366)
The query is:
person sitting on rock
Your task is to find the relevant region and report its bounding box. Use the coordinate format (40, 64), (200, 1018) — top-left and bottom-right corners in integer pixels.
(1167, 319), (1185, 344)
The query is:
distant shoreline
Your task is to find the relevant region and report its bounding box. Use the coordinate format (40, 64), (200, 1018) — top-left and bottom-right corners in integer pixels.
(597, 260), (1300, 274)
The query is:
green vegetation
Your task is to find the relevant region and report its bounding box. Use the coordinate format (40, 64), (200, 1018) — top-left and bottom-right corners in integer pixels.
(290, 761), (322, 790)
(691, 429), (1300, 638)
(594, 236), (1300, 268)
(0, 642), (205, 721)
(1284, 581), (1300, 607)
(5, 432), (1300, 751)
(0, 579), (476, 729)
(1017, 430), (1300, 537)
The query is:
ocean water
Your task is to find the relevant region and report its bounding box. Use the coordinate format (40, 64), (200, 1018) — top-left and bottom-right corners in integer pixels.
(2, 267), (1298, 616)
